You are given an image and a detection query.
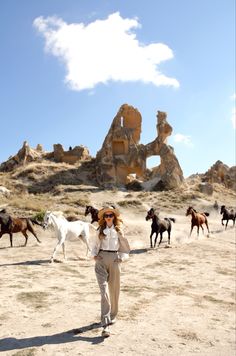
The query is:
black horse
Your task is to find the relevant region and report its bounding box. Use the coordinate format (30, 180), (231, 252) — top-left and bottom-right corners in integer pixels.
(84, 205), (99, 224)
(145, 208), (176, 248)
(220, 205), (236, 229)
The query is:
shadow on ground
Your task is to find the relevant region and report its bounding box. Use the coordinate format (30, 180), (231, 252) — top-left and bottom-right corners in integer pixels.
(0, 323), (104, 352)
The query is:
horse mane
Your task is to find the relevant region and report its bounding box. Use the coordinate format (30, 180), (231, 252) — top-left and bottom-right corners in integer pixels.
(50, 211), (67, 220)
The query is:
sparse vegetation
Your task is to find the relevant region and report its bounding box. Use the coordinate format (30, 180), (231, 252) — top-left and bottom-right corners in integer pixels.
(32, 210), (46, 222)
(118, 199), (142, 207)
(17, 291), (49, 309)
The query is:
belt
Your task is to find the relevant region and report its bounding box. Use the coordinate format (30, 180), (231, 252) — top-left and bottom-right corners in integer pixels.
(99, 249), (118, 253)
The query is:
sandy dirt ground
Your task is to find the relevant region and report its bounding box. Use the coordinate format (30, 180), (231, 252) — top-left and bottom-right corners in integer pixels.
(0, 203), (235, 356)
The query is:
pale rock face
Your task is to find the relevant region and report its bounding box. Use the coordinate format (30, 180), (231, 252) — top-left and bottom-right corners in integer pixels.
(0, 141), (91, 172)
(0, 141), (43, 172)
(53, 144), (91, 164)
(203, 160), (236, 191)
(95, 104), (184, 190)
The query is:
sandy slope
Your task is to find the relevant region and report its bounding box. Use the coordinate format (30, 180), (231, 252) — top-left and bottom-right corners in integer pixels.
(0, 205), (235, 356)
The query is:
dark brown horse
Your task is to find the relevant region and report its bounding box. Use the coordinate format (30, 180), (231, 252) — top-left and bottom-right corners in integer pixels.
(145, 208), (175, 248)
(0, 209), (41, 247)
(186, 206), (210, 236)
(84, 205), (99, 224)
(220, 205), (236, 229)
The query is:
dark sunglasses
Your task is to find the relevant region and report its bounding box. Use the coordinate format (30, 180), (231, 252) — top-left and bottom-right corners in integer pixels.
(104, 213), (114, 218)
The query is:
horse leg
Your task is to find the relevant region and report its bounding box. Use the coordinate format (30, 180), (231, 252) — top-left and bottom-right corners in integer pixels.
(51, 235), (65, 262)
(197, 225), (200, 236)
(22, 231), (28, 246)
(82, 236), (91, 256)
(150, 231), (154, 248)
(221, 218), (224, 226)
(200, 224), (204, 235)
(62, 242), (67, 260)
(27, 224), (41, 243)
(205, 220), (210, 235)
(158, 232), (163, 246)
(168, 229), (171, 245)
(9, 233), (13, 247)
(154, 231), (159, 248)
(189, 224), (194, 237)
(225, 220), (228, 230)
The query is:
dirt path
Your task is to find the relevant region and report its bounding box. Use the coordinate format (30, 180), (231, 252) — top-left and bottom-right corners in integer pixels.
(0, 212), (235, 356)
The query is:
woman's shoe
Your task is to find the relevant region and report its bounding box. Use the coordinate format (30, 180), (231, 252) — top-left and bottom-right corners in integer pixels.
(101, 325), (110, 338)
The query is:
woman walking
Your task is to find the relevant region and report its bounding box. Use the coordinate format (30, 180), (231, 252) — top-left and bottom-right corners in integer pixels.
(91, 206), (130, 337)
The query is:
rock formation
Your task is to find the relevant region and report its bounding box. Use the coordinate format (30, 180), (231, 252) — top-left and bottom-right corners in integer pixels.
(52, 144), (91, 164)
(95, 104), (184, 189)
(0, 141), (91, 172)
(202, 160), (236, 191)
(0, 141), (43, 172)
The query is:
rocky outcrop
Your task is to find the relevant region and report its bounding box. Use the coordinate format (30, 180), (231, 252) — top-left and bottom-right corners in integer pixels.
(52, 144), (91, 164)
(202, 160), (236, 191)
(0, 141), (43, 172)
(95, 104), (184, 189)
(0, 142), (91, 172)
(0, 104), (184, 191)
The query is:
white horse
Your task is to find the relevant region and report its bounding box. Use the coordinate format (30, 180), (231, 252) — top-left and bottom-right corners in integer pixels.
(43, 211), (96, 263)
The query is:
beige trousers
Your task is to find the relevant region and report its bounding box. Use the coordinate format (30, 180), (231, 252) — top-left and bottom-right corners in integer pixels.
(95, 250), (121, 326)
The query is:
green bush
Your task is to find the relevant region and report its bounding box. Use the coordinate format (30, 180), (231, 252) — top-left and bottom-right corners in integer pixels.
(32, 210), (46, 222)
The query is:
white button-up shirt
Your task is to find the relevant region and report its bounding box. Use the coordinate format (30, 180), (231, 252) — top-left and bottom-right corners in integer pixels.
(91, 225), (129, 261)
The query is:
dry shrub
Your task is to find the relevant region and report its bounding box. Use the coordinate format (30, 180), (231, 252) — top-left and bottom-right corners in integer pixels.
(125, 193), (133, 198)
(12, 349), (37, 356)
(9, 195), (50, 212)
(137, 192), (152, 199)
(118, 199), (142, 207)
(17, 291), (49, 309)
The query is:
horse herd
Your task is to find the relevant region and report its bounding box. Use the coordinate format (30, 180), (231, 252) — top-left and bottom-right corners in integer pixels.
(0, 204), (235, 262)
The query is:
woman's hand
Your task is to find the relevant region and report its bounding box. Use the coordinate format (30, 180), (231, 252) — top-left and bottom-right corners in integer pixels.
(93, 255), (103, 261)
(114, 257), (122, 263)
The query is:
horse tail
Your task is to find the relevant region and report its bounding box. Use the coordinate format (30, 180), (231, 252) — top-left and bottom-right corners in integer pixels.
(204, 212), (210, 217)
(164, 218), (176, 223)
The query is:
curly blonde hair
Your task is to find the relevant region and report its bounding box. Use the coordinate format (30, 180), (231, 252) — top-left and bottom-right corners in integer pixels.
(98, 215), (123, 240)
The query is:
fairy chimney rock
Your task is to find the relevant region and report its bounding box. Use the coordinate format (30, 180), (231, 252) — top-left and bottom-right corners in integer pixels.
(96, 104), (184, 189)
(157, 111), (173, 144)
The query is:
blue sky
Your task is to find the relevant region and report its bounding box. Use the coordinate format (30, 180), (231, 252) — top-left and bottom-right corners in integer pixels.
(0, 0), (235, 177)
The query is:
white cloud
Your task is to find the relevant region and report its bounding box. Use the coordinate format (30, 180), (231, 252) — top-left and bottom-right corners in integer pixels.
(173, 134), (193, 146)
(230, 93), (236, 129)
(33, 12), (179, 91)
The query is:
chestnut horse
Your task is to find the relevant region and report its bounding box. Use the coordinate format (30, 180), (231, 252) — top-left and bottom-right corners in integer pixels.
(186, 206), (210, 236)
(0, 209), (41, 247)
